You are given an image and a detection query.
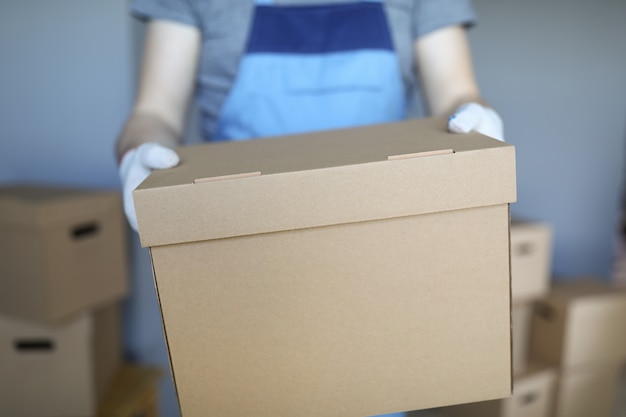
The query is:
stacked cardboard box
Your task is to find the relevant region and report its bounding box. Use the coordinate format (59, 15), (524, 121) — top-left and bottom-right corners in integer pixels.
(133, 117), (517, 417)
(530, 278), (626, 417)
(438, 219), (556, 417)
(0, 184), (130, 417)
(510, 220), (554, 374)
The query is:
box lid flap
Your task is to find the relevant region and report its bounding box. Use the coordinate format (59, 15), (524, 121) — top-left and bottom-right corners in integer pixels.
(134, 118), (517, 247)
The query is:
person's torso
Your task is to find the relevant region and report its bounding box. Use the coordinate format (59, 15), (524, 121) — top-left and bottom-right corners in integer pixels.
(190, 0), (420, 140)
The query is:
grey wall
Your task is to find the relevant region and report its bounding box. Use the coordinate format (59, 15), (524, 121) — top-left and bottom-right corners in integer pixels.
(469, 0), (626, 280)
(1, 1), (625, 416)
(0, 0), (133, 189)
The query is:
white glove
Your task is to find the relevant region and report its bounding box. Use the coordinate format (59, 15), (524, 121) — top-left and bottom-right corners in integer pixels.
(448, 102), (504, 142)
(118, 142), (180, 232)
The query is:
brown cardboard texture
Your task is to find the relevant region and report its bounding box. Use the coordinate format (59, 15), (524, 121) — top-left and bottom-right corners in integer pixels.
(510, 220), (552, 303)
(0, 302), (122, 417)
(0, 184), (129, 323)
(530, 278), (626, 369)
(134, 118), (517, 417)
(552, 363), (622, 417)
(441, 363), (557, 417)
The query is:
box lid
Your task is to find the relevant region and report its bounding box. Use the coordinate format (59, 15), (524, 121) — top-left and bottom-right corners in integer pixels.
(0, 184), (121, 231)
(134, 118), (517, 247)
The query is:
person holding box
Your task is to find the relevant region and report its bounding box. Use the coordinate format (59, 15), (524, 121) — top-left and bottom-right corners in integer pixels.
(116, 1), (504, 416)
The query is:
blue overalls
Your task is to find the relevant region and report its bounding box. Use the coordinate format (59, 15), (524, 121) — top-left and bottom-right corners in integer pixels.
(214, 0), (406, 140)
(216, 1), (407, 416)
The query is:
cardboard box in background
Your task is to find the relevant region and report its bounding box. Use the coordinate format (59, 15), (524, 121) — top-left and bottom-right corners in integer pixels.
(552, 363), (622, 417)
(134, 118), (517, 417)
(510, 220), (552, 303)
(513, 303), (534, 375)
(0, 185), (129, 323)
(439, 363), (557, 417)
(0, 302), (122, 417)
(530, 278), (626, 369)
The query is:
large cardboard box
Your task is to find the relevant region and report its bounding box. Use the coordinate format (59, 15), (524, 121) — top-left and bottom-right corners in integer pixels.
(0, 185), (129, 323)
(440, 363), (557, 417)
(0, 303), (122, 417)
(510, 220), (552, 303)
(530, 278), (626, 369)
(134, 118), (517, 417)
(552, 363), (622, 417)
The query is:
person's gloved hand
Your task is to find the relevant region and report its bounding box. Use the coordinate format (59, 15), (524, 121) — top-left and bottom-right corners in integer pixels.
(448, 102), (504, 142)
(118, 142), (180, 232)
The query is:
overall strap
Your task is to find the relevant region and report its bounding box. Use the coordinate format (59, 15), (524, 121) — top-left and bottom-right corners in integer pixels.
(255, 0), (382, 4)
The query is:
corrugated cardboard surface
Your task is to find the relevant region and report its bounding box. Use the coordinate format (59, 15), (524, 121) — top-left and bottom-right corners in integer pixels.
(152, 206), (512, 416)
(134, 118), (516, 247)
(510, 220), (552, 303)
(441, 363), (556, 417)
(530, 279), (626, 369)
(135, 118), (516, 417)
(0, 185), (129, 323)
(0, 303), (122, 417)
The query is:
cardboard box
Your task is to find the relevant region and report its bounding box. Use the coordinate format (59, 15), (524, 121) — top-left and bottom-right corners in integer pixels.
(617, 364), (626, 417)
(513, 303), (534, 375)
(530, 278), (626, 369)
(440, 363), (557, 417)
(552, 363), (622, 417)
(0, 303), (122, 417)
(134, 118), (517, 417)
(0, 184), (129, 323)
(510, 220), (552, 303)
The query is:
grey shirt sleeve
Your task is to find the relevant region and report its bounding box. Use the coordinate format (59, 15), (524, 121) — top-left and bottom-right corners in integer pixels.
(414, 0), (477, 38)
(131, 0), (200, 28)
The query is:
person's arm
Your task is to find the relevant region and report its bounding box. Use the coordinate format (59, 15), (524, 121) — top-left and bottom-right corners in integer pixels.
(415, 25), (504, 141)
(116, 19), (201, 162)
(116, 19), (201, 231)
(415, 25), (482, 117)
